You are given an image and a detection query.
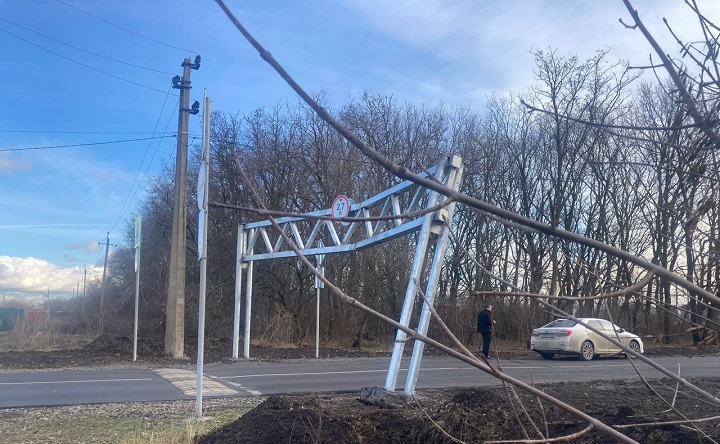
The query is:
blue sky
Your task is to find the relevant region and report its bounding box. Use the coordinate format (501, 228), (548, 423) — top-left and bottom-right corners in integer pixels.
(1, 0), (717, 301)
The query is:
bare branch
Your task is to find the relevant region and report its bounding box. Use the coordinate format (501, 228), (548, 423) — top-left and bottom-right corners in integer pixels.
(446, 226), (720, 406)
(619, 17), (637, 29)
(621, 0), (720, 149)
(412, 397), (467, 444)
(603, 308), (715, 442)
(415, 281), (542, 438)
(484, 424), (593, 443)
(521, 99), (700, 131)
(474, 272), (654, 302)
(614, 414), (720, 429)
(209, 198), (454, 224)
(215, 0), (720, 311)
(228, 152), (638, 443)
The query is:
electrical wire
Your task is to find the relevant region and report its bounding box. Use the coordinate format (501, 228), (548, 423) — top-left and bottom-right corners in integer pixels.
(0, 135), (176, 152)
(53, 0), (197, 54)
(0, 130), (184, 135)
(0, 18), (175, 75)
(108, 104), (179, 234)
(109, 88), (175, 232)
(124, 103), (180, 211)
(0, 26), (176, 96)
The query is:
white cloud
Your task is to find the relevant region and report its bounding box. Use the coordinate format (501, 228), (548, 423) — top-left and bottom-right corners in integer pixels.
(341, 0), (720, 102)
(0, 256), (102, 298)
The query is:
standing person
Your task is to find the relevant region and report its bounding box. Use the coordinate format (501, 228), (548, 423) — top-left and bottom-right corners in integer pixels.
(477, 305), (494, 359)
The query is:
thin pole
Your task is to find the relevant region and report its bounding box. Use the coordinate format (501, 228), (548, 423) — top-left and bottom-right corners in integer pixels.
(133, 216), (142, 362)
(74, 280), (79, 314)
(133, 247), (141, 361)
(315, 285), (320, 359)
(243, 253), (254, 359)
(195, 95), (211, 418)
(314, 251), (324, 359)
(232, 225), (244, 360)
(82, 267), (87, 316)
(133, 262), (140, 361)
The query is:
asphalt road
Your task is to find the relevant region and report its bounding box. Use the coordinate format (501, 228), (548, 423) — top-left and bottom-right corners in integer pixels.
(1, 355), (718, 408)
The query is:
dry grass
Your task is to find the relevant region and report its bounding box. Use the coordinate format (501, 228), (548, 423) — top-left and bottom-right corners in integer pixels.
(253, 308), (295, 347)
(119, 410), (245, 444)
(0, 404), (255, 444)
(0, 318), (96, 352)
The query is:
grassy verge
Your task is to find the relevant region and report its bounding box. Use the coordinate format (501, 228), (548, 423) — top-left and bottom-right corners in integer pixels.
(0, 320), (96, 353)
(0, 405), (254, 444)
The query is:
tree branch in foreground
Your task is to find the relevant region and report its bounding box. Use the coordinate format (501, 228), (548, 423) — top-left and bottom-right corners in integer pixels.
(447, 226), (720, 407)
(484, 424), (593, 444)
(230, 153), (638, 443)
(213, 0), (720, 311)
(209, 198), (454, 225)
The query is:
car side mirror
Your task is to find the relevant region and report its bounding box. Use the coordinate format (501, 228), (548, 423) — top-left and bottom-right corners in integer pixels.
(617, 328), (625, 333)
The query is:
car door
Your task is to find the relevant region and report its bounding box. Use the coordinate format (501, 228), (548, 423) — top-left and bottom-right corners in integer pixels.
(598, 320), (621, 353)
(586, 320), (609, 353)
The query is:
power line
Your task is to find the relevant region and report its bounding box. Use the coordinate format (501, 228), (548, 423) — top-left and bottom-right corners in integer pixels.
(0, 130), (182, 135)
(0, 18), (174, 75)
(0, 135), (176, 152)
(0, 26), (176, 96)
(0, 223), (106, 229)
(110, 103), (179, 233)
(110, 88), (175, 232)
(53, 0), (197, 54)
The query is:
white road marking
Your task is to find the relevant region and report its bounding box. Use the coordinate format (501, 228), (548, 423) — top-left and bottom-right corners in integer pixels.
(0, 378), (153, 386)
(219, 362), (672, 379)
(226, 380), (262, 395)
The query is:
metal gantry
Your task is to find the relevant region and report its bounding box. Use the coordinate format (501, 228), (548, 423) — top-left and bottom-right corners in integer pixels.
(232, 154), (464, 395)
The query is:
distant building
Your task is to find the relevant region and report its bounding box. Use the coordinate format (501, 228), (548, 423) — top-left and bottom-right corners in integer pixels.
(0, 307), (48, 332)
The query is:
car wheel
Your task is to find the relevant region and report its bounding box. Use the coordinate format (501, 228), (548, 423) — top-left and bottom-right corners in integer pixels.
(626, 340), (640, 358)
(579, 341), (594, 361)
(540, 352), (554, 360)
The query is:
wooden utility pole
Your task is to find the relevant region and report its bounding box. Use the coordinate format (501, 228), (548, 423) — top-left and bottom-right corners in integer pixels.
(165, 56), (200, 358)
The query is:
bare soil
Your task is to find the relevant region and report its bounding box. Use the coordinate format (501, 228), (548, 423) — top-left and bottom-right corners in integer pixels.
(196, 378), (720, 443)
(1, 335), (719, 443)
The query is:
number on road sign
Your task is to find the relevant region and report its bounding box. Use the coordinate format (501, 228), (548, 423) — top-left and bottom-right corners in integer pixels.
(332, 195), (351, 224)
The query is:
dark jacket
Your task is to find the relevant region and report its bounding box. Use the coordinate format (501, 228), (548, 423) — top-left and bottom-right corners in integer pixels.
(477, 309), (493, 333)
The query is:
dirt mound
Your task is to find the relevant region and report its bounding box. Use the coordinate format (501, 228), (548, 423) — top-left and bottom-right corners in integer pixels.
(197, 379), (719, 443)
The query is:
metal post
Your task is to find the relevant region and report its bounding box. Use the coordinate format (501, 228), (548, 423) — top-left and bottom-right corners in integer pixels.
(133, 216), (142, 362)
(384, 156), (448, 392)
(315, 251), (324, 359)
(133, 260), (140, 362)
(315, 285), (320, 359)
(404, 158), (464, 395)
(243, 237), (255, 359)
(82, 267), (87, 315)
(195, 95), (211, 418)
(232, 225), (245, 360)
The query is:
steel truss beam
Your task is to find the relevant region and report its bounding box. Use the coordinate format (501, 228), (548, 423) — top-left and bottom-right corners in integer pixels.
(233, 155), (463, 396)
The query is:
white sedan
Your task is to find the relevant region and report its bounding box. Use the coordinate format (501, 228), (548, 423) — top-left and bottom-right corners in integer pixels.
(530, 318), (644, 361)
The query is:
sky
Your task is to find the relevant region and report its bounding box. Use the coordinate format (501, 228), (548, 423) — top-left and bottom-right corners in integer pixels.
(1, 0), (718, 302)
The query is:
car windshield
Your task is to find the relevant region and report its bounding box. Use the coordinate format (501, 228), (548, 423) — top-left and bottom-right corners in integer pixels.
(542, 319), (576, 328)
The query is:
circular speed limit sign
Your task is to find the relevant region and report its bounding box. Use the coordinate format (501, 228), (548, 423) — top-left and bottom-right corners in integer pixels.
(332, 195), (351, 224)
